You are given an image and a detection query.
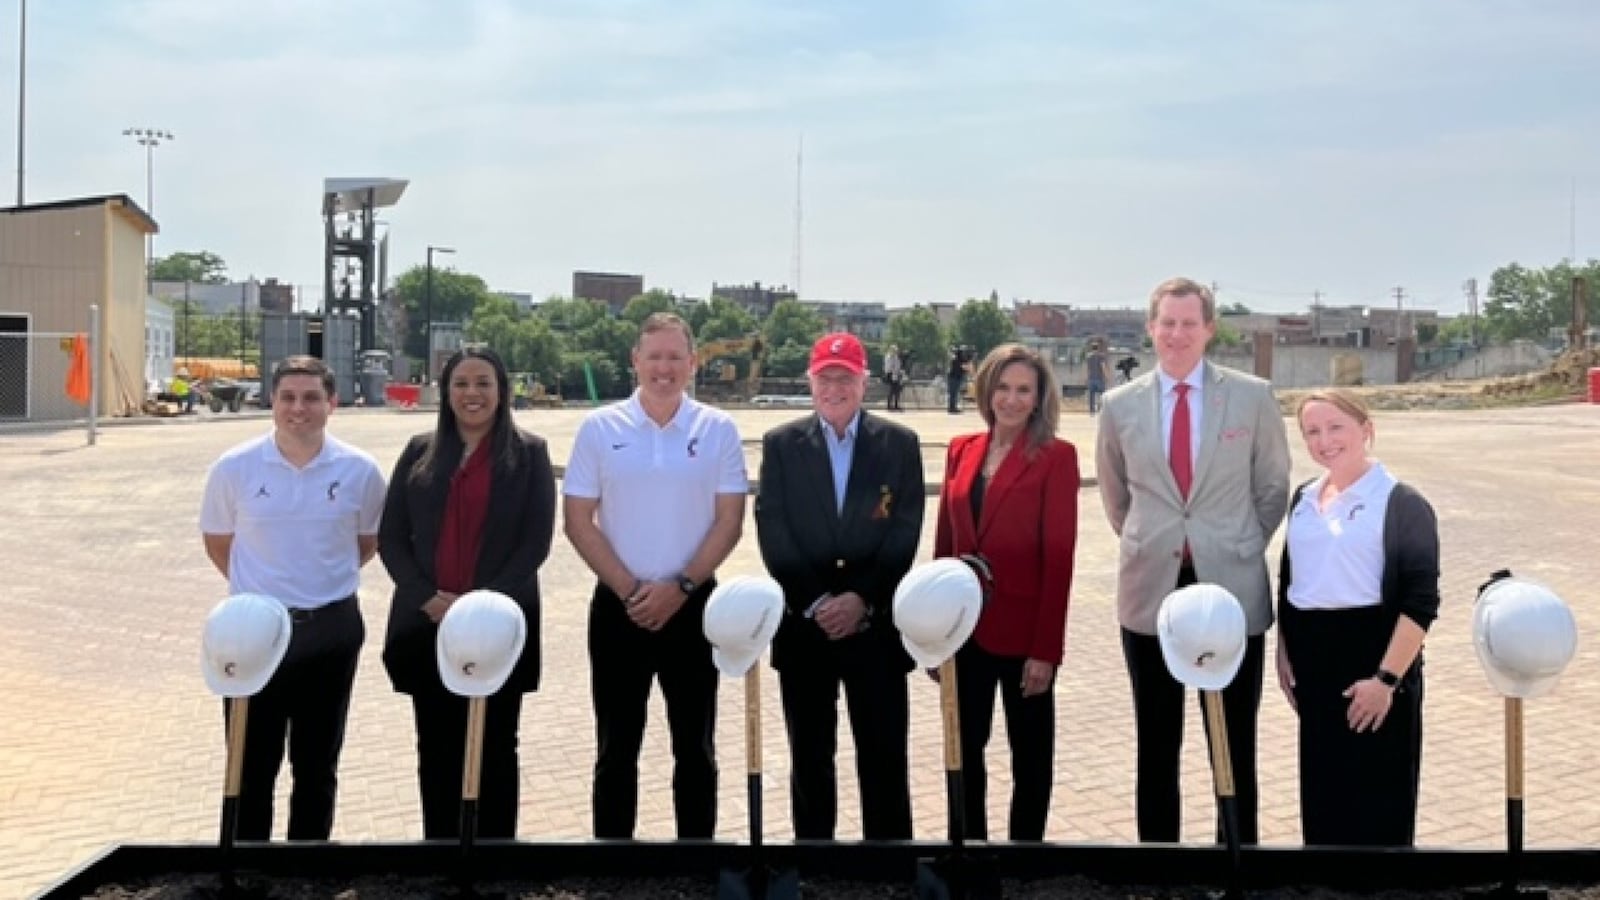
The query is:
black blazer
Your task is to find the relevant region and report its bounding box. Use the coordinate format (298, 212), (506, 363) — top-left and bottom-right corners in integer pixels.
(378, 428), (557, 695)
(755, 411), (926, 672)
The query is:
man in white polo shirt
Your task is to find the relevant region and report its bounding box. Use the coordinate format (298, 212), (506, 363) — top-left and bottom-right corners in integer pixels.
(199, 355), (386, 841)
(563, 312), (748, 839)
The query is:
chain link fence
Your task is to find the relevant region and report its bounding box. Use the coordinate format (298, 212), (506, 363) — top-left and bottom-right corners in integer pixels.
(0, 304), (103, 444)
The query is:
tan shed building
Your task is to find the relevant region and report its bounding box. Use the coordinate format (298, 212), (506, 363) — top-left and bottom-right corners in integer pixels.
(0, 194), (156, 421)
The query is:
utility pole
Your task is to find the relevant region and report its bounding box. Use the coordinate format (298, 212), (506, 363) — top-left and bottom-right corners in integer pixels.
(1392, 286), (1408, 341)
(1463, 279), (1479, 347)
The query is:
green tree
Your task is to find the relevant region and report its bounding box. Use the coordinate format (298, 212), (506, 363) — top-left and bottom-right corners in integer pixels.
(621, 289), (682, 326)
(763, 299), (826, 349)
(949, 297), (1016, 357)
(696, 296), (758, 343)
(393, 264), (494, 359)
(465, 294), (562, 378)
(1219, 301), (1252, 316)
(1437, 316), (1478, 345)
(1483, 260), (1600, 342)
(1213, 319), (1245, 348)
(577, 316), (640, 383)
(885, 306), (945, 378)
(559, 351), (624, 400)
(762, 341), (812, 379)
(535, 296), (609, 334)
(151, 251), (228, 284)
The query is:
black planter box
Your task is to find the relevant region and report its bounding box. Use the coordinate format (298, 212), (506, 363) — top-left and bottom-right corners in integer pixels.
(34, 840), (1600, 898)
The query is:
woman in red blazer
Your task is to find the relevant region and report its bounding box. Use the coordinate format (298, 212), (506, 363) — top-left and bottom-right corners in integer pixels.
(934, 342), (1080, 841)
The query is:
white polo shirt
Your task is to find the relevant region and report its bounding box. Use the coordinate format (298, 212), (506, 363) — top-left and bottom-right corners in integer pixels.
(200, 431), (387, 608)
(1285, 462), (1397, 611)
(564, 391), (748, 580)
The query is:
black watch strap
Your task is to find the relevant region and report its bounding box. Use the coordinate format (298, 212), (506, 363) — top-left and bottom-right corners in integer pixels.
(1375, 668), (1400, 688)
(676, 575), (698, 596)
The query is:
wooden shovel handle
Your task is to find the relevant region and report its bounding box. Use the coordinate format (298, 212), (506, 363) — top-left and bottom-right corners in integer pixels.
(1203, 690), (1236, 799)
(461, 696), (487, 801)
(223, 697), (250, 797)
(746, 666), (762, 775)
(939, 657), (961, 772)
(1506, 697), (1524, 800)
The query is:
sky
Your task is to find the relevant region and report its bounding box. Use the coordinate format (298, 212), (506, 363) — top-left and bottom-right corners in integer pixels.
(12, 0), (1600, 314)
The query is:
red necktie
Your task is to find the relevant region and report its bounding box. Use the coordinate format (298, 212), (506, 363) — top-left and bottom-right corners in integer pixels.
(1170, 382), (1193, 500)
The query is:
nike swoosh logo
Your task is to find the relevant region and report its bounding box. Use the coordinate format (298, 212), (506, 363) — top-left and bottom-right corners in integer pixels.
(611, 443), (629, 450)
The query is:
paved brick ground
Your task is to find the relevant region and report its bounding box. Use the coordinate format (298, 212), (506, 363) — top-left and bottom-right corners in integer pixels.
(3, 401), (1598, 897)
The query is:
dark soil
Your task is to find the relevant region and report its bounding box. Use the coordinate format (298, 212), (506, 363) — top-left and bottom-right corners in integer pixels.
(75, 874), (1600, 899)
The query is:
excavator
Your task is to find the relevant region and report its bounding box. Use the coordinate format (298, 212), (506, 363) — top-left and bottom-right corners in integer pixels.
(694, 335), (766, 400)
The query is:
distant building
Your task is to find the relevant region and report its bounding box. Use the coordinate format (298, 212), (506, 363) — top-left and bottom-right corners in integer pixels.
(573, 270), (644, 316)
(1013, 302), (1070, 339)
(803, 300), (889, 341)
(711, 281), (796, 319)
(1065, 307), (1146, 350)
(259, 278), (296, 314)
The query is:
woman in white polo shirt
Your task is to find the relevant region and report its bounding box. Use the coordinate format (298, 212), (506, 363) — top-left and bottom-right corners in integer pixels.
(1275, 389), (1440, 847)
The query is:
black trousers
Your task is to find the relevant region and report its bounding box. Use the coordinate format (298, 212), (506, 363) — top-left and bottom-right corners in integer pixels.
(411, 686), (525, 840)
(886, 378), (905, 411)
(587, 581), (718, 839)
(946, 374), (963, 413)
(1121, 566), (1263, 845)
(227, 595), (364, 841)
(955, 641), (1056, 841)
(778, 644), (912, 840)
(1281, 602), (1423, 847)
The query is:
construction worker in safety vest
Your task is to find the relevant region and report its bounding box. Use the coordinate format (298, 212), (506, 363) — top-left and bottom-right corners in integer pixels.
(170, 367), (196, 413)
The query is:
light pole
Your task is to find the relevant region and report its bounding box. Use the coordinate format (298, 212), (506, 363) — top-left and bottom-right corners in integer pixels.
(122, 127), (173, 294)
(423, 245), (455, 381)
(16, 0), (25, 206)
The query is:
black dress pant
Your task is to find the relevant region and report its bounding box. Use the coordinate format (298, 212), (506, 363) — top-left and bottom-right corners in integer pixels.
(955, 641), (1056, 841)
(411, 686), (525, 839)
(1281, 602), (1423, 847)
(227, 595), (364, 841)
(587, 581), (718, 839)
(1121, 567), (1263, 845)
(887, 378), (904, 411)
(778, 643), (912, 840)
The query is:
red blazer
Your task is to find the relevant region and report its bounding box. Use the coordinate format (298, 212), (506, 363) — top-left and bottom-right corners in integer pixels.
(935, 432), (1080, 665)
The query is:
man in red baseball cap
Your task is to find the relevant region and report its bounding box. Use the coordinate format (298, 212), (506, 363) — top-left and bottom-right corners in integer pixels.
(753, 331), (927, 840)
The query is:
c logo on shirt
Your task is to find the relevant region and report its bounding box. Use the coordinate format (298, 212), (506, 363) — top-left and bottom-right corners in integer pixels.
(687, 438), (700, 458)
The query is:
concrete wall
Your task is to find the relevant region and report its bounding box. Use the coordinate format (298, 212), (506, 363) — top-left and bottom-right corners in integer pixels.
(1415, 340), (1554, 381)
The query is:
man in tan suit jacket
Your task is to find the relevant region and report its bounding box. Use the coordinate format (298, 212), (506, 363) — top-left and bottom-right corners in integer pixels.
(1095, 277), (1290, 845)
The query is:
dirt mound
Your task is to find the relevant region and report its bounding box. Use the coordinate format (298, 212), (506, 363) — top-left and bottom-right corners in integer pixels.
(1278, 347), (1599, 412)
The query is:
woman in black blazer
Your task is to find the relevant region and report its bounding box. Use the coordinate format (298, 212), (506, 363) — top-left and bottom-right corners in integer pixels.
(378, 347), (557, 839)
(1276, 389), (1439, 847)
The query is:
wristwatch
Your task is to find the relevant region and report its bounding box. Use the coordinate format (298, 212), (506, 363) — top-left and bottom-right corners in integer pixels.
(676, 575), (699, 596)
(1374, 668), (1400, 689)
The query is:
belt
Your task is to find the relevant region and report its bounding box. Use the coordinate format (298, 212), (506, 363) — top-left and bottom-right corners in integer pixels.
(286, 595), (354, 624)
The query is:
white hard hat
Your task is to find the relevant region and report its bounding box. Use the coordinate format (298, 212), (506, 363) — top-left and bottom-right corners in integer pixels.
(201, 594), (292, 698)
(1474, 577), (1578, 699)
(893, 559), (984, 669)
(702, 576), (784, 678)
(1157, 583), (1248, 692)
(436, 590), (527, 698)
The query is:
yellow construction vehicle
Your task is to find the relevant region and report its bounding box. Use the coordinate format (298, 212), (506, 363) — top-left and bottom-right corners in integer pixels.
(694, 336), (766, 399)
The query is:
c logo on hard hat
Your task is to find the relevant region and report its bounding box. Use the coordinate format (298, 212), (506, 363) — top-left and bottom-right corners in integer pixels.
(1195, 651), (1215, 666)
(224, 662), (237, 677)
(462, 662), (476, 676)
